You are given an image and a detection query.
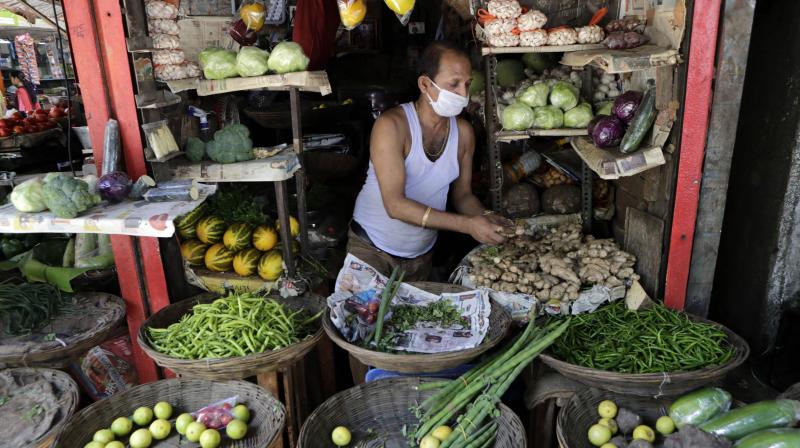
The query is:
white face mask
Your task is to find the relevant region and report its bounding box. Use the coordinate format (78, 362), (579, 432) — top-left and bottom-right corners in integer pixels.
(425, 80), (469, 117)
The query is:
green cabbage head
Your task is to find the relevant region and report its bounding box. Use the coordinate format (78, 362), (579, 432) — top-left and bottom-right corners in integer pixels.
(518, 82), (550, 108)
(564, 103), (594, 128)
(532, 105), (564, 129)
(502, 103), (535, 131)
(267, 42), (310, 74)
(10, 177), (47, 212)
(550, 81), (580, 111)
(236, 46), (270, 77)
(198, 48), (238, 80)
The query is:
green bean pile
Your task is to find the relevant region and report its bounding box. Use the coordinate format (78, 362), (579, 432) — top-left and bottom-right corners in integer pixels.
(0, 280), (64, 336)
(147, 293), (322, 360)
(549, 300), (735, 373)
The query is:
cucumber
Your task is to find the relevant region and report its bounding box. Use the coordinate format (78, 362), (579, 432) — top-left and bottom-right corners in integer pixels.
(699, 400), (800, 441)
(619, 85), (657, 154)
(669, 387), (732, 429)
(734, 428), (800, 447)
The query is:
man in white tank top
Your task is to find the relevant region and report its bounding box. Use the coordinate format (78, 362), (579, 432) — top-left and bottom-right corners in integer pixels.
(348, 42), (511, 281)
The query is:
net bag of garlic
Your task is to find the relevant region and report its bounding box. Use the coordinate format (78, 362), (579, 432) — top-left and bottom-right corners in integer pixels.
(547, 27), (578, 46)
(520, 29), (548, 47)
(517, 9), (547, 31)
(488, 33), (520, 47)
(487, 0), (522, 19)
(145, 0), (178, 19)
(484, 18), (517, 36)
(148, 19), (180, 35)
(152, 49), (185, 66)
(152, 34), (180, 50)
(576, 25), (604, 44)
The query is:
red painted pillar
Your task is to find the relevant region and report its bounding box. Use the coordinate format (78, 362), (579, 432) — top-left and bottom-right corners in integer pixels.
(65, 0), (172, 383)
(664, 1), (723, 309)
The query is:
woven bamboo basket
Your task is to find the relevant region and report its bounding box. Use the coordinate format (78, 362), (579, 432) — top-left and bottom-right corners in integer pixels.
(324, 282), (512, 373)
(0, 368), (79, 448)
(298, 377), (526, 447)
(137, 292), (325, 379)
(0, 292), (126, 368)
(53, 378), (285, 448)
(556, 387), (672, 448)
(540, 315), (750, 397)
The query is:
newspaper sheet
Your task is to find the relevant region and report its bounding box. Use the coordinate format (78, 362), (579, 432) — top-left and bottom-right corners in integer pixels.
(330, 254), (490, 354)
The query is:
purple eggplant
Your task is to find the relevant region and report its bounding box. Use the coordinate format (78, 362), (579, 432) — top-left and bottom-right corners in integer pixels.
(97, 171), (133, 202)
(591, 115), (626, 148)
(613, 90), (643, 124)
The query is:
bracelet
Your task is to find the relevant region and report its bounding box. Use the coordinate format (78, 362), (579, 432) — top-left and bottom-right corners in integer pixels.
(421, 207), (432, 228)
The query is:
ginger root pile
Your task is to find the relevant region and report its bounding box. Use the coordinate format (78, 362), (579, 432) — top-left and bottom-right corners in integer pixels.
(466, 223), (639, 302)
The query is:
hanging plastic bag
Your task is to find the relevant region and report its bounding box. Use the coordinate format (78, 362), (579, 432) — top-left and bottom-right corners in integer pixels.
(338, 0), (367, 30)
(239, 0), (267, 31)
(384, 0), (415, 25)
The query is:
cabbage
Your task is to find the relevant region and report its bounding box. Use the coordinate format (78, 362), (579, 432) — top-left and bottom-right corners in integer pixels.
(564, 103), (594, 128)
(596, 101), (614, 116)
(496, 60), (524, 88)
(521, 53), (555, 73)
(501, 103), (534, 131)
(198, 48), (238, 80)
(10, 177), (47, 212)
(236, 46), (270, 77)
(549, 81), (580, 111)
(518, 82), (550, 108)
(267, 42), (310, 74)
(591, 115), (626, 148)
(532, 105), (564, 129)
(469, 70), (486, 96)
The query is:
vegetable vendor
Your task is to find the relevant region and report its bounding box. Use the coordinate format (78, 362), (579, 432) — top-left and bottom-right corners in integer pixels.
(349, 41), (511, 281)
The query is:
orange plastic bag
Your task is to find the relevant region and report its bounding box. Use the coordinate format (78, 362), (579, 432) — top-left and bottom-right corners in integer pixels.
(240, 0), (267, 31)
(338, 0), (367, 30)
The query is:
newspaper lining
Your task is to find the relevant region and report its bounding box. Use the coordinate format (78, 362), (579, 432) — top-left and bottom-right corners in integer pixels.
(331, 254), (490, 354)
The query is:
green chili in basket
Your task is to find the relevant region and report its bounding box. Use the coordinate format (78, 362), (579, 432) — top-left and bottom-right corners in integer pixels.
(548, 300), (735, 374)
(146, 292), (323, 360)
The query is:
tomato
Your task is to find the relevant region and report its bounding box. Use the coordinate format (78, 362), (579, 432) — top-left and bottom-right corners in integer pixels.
(24, 125), (37, 134)
(12, 126), (25, 134)
(0, 128), (11, 137)
(11, 111), (25, 121)
(49, 107), (65, 118)
(0, 118), (12, 128)
(23, 117), (37, 126)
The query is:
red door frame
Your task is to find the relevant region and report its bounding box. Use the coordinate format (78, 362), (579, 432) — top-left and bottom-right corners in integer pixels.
(64, 0), (170, 383)
(664, 1), (723, 310)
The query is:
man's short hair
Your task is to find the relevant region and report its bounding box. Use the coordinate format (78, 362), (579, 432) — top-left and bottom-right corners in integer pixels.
(418, 41), (469, 80)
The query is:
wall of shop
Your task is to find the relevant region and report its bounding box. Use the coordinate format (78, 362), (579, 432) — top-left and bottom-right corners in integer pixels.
(711, 0), (800, 390)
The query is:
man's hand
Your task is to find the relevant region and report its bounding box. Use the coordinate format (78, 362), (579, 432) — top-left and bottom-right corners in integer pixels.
(484, 212), (514, 229)
(467, 215), (507, 245)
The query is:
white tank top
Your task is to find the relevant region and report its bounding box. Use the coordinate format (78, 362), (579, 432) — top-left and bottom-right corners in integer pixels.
(353, 102), (461, 258)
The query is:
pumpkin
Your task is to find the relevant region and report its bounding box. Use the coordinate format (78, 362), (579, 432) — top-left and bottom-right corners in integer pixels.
(252, 225), (279, 251)
(180, 239), (208, 266)
(233, 247), (262, 277)
(196, 216), (226, 244)
(275, 216), (300, 238)
(204, 243), (234, 272)
(223, 223), (253, 251)
(257, 250), (283, 281)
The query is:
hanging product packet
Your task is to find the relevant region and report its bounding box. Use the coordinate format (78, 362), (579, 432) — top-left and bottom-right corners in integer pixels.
(239, 0), (267, 31)
(338, 0), (367, 30)
(384, 0), (415, 25)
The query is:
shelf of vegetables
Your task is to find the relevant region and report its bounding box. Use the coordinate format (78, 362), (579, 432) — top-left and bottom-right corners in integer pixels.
(481, 43), (604, 56)
(153, 148), (300, 183)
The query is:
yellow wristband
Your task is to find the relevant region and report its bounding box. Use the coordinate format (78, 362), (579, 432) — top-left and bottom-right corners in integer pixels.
(421, 207), (432, 228)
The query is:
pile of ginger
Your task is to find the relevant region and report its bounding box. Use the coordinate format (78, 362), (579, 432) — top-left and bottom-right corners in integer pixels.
(466, 223), (639, 302)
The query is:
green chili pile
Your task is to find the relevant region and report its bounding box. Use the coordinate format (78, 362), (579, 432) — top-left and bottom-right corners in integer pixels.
(147, 292), (322, 359)
(549, 300), (735, 374)
(0, 280), (64, 336)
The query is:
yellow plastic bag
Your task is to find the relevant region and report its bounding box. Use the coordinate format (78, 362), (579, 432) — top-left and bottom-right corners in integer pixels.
(338, 0), (367, 30)
(240, 1), (267, 31)
(384, 0), (415, 16)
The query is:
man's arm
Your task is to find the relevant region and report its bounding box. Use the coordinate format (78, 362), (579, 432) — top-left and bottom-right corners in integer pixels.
(371, 113), (506, 245)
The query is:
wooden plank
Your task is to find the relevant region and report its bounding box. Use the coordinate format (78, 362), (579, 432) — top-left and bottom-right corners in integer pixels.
(282, 368), (297, 448)
(624, 208), (666, 299)
(481, 43), (603, 55)
(496, 128), (588, 142)
(257, 372), (284, 448)
(316, 335), (337, 399)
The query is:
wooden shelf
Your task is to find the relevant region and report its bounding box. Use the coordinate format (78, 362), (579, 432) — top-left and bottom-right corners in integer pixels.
(561, 45), (681, 74)
(152, 151), (301, 183)
(481, 43), (604, 56)
(496, 128), (588, 142)
(165, 71), (333, 96)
